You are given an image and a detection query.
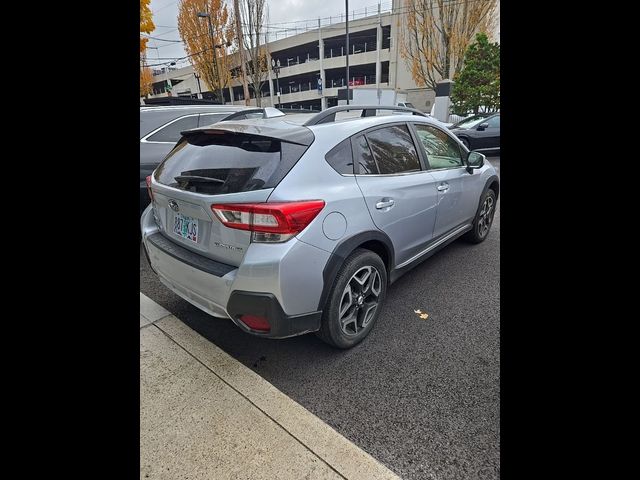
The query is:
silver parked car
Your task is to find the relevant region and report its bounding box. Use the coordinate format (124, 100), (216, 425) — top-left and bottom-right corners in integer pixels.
(141, 106), (499, 348)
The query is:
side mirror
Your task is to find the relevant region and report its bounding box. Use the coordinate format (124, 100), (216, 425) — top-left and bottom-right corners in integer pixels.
(477, 122), (489, 131)
(466, 151), (485, 174)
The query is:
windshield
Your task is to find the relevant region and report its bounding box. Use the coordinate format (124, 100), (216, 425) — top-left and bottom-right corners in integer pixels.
(405, 102), (415, 108)
(453, 115), (489, 129)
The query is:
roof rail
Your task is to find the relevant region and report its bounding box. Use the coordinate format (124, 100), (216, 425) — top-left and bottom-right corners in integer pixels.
(303, 105), (428, 126)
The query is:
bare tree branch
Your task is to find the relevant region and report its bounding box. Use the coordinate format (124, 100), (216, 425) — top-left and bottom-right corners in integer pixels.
(400, 0), (498, 90)
(240, 0), (269, 106)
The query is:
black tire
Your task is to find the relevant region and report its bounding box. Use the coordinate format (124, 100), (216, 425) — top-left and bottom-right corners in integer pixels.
(464, 189), (497, 243)
(316, 249), (387, 349)
(459, 137), (471, 149)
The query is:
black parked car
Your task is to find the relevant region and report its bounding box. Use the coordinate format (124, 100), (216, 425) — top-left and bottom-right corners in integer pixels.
(140, 105), (284, 214)
(449, 113), (500, 152)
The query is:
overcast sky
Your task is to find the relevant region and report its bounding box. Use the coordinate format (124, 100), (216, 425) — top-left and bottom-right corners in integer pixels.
(146, 0), (390, 69)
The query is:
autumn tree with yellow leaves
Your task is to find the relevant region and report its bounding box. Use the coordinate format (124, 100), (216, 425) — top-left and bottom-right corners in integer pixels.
(178, 0), (234, 102)
(400, 0), (497, 91)
(140, 67), (154, 97)
(140, 0), (155, 54)
(140, 0), (156, 98)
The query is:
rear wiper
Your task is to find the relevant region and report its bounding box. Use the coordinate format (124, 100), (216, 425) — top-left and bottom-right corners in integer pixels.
(175, 175), (225, 184)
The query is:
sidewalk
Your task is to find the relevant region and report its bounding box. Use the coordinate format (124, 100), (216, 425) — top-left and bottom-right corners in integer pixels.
(140, 293), (401, 480)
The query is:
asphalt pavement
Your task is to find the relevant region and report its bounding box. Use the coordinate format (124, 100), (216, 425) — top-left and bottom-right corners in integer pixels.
(140, 156), (500, 480)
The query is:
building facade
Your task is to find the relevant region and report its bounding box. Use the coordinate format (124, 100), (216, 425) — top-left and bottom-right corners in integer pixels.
(145, 0), (498, 112)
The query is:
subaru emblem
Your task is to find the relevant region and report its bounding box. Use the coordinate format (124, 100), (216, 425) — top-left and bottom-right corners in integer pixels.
(168, 200), (179, 212)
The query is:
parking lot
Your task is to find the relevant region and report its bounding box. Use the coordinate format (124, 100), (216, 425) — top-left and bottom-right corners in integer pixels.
(140, 156), (500, 480)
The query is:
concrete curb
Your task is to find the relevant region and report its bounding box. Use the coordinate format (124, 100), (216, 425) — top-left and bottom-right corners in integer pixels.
(141, 293), (401, 479)
(140, 292), (172, 328)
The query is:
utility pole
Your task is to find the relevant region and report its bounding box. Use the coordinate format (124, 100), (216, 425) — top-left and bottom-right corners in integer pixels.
(233, 0), (251, 105)
(345, 0), (350, 105)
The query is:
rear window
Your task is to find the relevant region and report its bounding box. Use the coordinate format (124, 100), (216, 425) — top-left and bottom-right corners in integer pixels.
(154, 131), (309, 195)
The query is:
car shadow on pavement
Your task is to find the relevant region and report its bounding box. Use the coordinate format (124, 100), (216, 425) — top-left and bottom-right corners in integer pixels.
(177, 307), (341, 363)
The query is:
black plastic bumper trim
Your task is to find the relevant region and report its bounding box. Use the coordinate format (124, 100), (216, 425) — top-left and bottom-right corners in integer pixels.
(146, 232), (236, 278)
(227, 290), (322, 339)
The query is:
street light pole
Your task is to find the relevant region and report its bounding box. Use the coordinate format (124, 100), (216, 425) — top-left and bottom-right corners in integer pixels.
(271, 58), (281, 108)
(198, 12), (225, 104)
(165, 67), (170, 96)
(165, 61), (176, 96)
(345, 0), (350, 105)
(194, 72), (202, 99)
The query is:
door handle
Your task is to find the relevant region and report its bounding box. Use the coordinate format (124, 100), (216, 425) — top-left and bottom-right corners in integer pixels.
(437, 183), (449, 192)
(375, 199), (395, 209)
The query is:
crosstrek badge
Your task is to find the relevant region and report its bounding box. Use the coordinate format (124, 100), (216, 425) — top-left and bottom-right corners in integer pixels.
(213, 242), (243, 251)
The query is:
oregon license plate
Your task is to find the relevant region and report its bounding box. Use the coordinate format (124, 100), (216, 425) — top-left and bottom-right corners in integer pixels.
(173, 213), (198, 243)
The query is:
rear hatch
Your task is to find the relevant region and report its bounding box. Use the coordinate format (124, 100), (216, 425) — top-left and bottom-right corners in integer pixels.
(150, 121), (314, 267)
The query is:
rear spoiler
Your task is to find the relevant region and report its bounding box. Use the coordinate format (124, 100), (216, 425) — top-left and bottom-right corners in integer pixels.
(181, 121), (315, 146)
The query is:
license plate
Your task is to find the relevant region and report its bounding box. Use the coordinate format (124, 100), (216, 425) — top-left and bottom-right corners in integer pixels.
(173, 213), (198, 243)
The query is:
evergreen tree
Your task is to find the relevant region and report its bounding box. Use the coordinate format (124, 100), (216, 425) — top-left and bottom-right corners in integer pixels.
(451, 33), (500, 115)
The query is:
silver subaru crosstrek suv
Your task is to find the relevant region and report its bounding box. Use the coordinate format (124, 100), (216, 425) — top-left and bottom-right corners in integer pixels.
(141, 106), (499, 349)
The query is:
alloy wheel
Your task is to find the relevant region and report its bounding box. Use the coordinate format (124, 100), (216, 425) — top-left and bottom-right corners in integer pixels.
(477, 195), (495, 238)
(338, 266), (382, 336)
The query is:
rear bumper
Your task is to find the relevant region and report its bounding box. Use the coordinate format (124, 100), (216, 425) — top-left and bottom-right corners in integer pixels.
(144, 234), (235, 318)
(141, 206), (329, 338)
(227, 291), (321, 339)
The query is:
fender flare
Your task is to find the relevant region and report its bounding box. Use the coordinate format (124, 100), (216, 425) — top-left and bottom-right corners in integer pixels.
(317, 230), (395, 311)
(482, 174), (500, 199)
(471, 174), (500, 221)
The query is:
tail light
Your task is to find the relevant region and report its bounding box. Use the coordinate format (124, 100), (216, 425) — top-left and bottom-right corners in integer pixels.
(238, 314), (271, 332)
(146, 175), (154, 203)
(211, 200), (325, 243)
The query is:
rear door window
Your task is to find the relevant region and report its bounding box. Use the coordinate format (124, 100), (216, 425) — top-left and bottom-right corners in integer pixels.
(352, 134), (378, 174)
(363, 125), (421, 174)
(154, 131), (309, 195)
(146, 115), (199, 143)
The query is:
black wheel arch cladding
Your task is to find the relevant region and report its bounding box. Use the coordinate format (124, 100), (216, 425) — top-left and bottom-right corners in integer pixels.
(318, 230), (395, 311)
